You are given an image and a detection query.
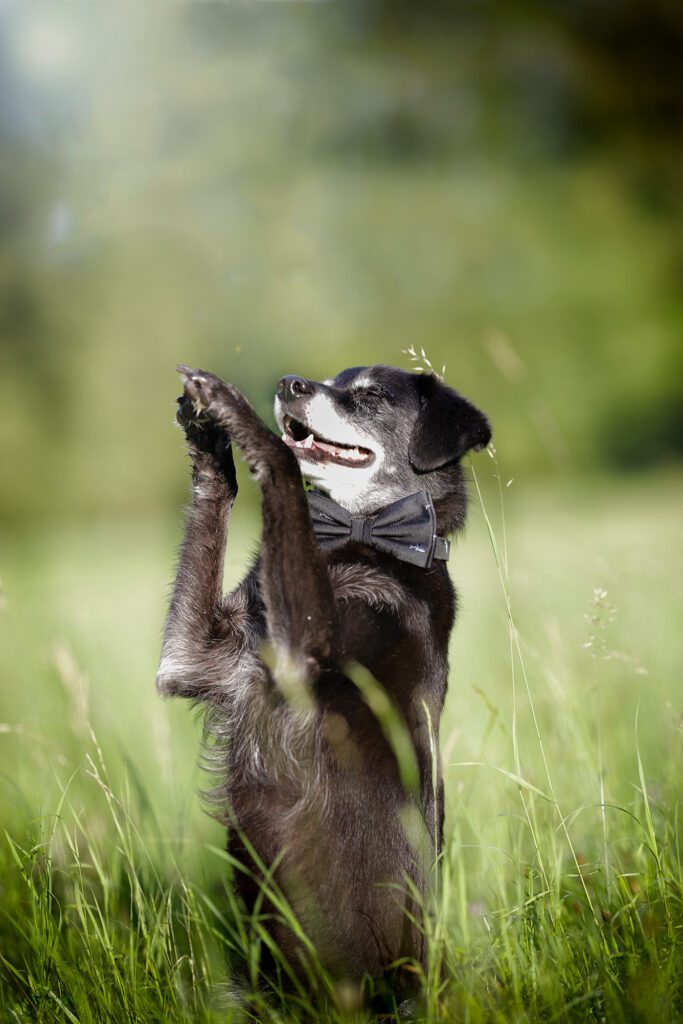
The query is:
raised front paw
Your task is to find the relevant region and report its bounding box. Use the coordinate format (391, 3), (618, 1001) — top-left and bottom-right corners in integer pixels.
(177, 365), (250, 441)
(176, 370), (220, 452)
(176, 365), (292, 481)
(176, 366), (242, 486)
(177, 365), (241, 422)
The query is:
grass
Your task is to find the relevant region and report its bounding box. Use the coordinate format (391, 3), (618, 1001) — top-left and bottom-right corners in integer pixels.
(0, 465), (682, 1021)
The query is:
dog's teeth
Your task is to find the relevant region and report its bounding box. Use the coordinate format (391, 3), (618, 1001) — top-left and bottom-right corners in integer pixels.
(296, 434), (370, 463)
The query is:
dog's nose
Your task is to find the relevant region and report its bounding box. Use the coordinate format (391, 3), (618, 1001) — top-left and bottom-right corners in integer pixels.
(277, 375), (313, 401)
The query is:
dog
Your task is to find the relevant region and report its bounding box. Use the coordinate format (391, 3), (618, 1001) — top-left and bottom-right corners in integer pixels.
(156, 363), (491, 994)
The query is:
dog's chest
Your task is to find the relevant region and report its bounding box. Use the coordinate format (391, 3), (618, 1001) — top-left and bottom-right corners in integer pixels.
(327, 560), (434, 662)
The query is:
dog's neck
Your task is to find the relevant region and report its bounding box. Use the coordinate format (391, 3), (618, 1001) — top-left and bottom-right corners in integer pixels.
(433, 489), (468, 536)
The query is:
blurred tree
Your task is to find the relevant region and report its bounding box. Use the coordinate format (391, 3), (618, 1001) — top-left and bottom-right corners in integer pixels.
(0, 2), (681, 524)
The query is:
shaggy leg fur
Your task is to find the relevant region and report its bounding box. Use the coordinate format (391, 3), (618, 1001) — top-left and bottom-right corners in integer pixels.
(156, 387), (239, 698)
(172, 367), (337, 678)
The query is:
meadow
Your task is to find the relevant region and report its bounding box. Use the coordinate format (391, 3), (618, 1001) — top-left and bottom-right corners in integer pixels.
(1, 460), (681, 1022)
(1, 5), (682, 1019)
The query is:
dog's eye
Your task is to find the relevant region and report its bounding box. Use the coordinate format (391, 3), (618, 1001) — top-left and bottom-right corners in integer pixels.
(354, 386), (388, 403)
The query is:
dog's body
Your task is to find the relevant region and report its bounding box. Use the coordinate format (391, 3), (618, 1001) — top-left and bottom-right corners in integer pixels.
(157, 364), (490, 987)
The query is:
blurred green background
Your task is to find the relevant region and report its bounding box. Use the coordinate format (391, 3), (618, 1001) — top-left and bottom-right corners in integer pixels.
(1, 1), (682, 526)
(1, 0), (682, 915)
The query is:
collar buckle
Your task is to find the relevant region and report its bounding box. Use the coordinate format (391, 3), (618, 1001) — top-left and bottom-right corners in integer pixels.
(432, 536), (450, 562)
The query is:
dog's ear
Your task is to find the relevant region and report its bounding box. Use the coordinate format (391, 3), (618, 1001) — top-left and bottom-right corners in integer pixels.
(409, 373), (491, 472)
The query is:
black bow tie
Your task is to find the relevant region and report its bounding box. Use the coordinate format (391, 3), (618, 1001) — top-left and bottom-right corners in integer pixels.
(306, 490), (450, 569)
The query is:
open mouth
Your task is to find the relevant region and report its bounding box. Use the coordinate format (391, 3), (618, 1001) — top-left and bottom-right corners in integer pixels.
(281, 415), (374, 467)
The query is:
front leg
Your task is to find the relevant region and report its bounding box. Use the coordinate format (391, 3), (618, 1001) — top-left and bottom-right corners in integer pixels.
(176, 366), (337, 680)
(156, 385), (239, 698)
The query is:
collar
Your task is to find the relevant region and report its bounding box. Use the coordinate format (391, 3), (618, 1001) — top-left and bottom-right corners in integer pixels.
(306, 489), (450, 569)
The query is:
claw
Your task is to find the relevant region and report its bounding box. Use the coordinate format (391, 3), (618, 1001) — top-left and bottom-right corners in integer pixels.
(176, 363), (196, 378)
(177, 365), (209, 411)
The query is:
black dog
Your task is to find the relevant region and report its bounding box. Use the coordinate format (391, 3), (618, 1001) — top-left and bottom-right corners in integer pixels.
(157, 364), (490, 991)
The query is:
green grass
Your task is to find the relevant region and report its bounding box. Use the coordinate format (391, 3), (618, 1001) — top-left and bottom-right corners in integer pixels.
(0, 466), (682, 1022)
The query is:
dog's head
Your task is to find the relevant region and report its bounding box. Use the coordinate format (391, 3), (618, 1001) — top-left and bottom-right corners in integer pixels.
(274, 365), (491, 515)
